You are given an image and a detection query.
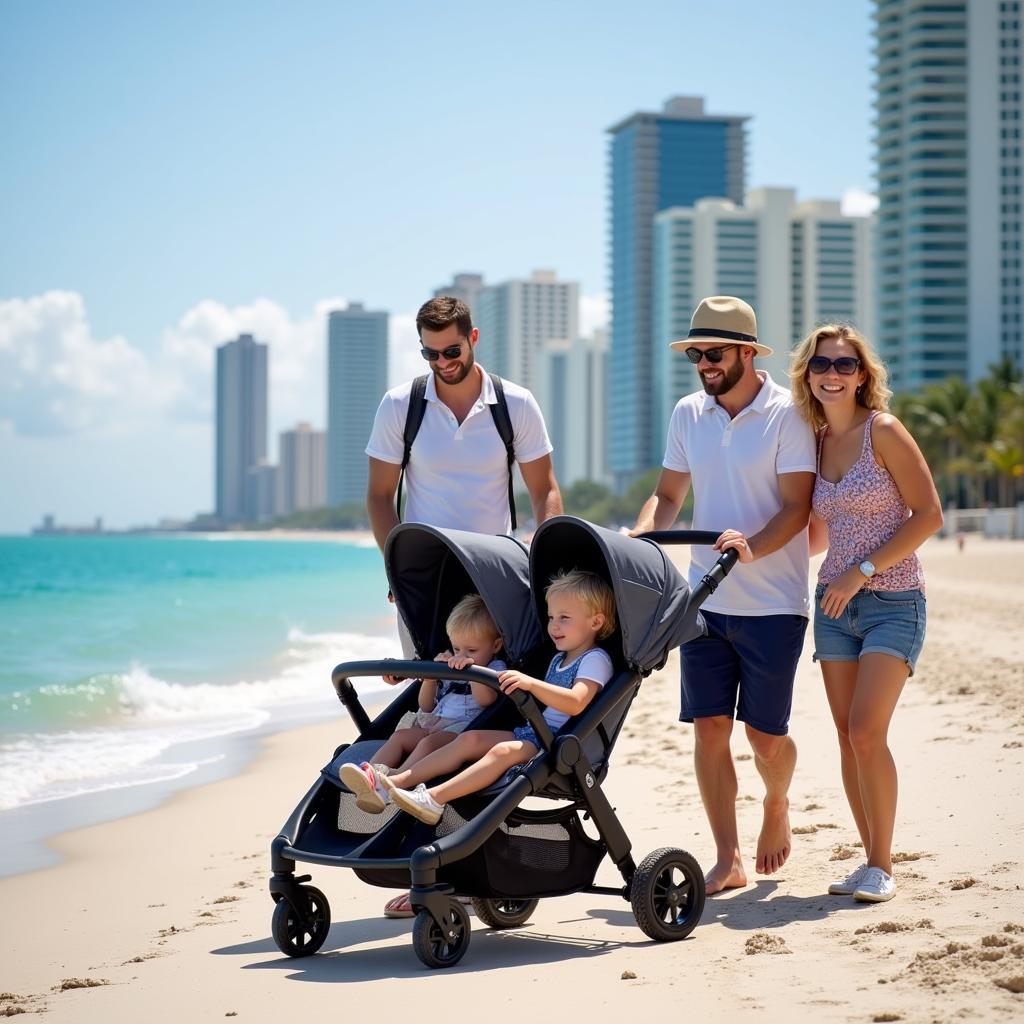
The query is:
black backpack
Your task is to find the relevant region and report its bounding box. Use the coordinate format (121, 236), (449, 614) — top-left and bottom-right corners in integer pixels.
(396, 372), (517, 530)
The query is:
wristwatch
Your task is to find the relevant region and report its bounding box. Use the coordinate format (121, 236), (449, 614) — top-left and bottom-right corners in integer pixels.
(858, 559), (876, 578)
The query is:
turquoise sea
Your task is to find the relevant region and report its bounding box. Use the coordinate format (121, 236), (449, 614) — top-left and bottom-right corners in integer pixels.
(0, 534), (396, 868)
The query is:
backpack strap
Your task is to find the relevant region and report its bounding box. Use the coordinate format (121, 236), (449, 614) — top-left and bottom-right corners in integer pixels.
(488, 373), (517, 531)
(396, 375), (428, 521)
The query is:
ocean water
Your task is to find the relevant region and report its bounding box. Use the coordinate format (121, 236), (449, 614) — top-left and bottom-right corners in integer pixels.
(0, 534), (398, 866)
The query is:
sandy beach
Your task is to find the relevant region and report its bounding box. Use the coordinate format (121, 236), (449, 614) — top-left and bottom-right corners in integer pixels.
(3, 537), (1022, 1022)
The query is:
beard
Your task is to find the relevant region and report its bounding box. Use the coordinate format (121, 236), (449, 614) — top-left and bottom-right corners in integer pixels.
(700, 356), (744, 396)
(432, 345), (475, 386)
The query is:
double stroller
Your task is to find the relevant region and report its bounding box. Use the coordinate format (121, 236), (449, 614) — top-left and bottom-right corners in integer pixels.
(268, 515), (737, 968)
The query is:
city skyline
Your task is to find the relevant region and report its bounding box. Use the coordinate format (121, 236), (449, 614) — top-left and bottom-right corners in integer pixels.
(1, 2), (879, 533)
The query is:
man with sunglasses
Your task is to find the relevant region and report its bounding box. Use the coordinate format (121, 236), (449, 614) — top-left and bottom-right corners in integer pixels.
(629, 295), (816, 896)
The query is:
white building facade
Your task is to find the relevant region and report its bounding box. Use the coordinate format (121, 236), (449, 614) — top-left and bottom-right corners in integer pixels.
(653, 187), (874, 447)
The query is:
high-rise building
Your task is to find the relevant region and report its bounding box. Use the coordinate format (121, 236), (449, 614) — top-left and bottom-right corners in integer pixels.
(215, 333), (268, 525)
(327, 303), (388, 507)
(539, 330), (609, 487)
(474, 270), (579, 393)
(653, 188), (874, 447)
(279, 422), (327, 515)
(873, 0), (1022, 391)
(244, 460), (279, 524)
(433, 273), (486, 316)
(608, 95), (749, 487)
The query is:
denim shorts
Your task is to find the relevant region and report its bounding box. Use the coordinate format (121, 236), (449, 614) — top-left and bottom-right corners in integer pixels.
(812, 584), (926, 675)
(679, 611), (808, 737)
(512, 724), (543, 750)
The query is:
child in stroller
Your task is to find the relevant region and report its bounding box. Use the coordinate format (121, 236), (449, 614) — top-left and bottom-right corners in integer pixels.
(340, 594), (506, 813)
(269, 518), (738, 969)
(383, 569), (615, 825)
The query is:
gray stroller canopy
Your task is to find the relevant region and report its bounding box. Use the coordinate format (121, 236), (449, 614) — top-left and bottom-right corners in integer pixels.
(529, 516), (706, 674)
(384, 524), (543, 664)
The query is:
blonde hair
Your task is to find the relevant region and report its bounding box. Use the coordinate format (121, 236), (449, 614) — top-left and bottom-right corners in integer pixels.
(446, 594), (499, 641)
(788, 323), (893, 432)
(545, 569), (617, 641)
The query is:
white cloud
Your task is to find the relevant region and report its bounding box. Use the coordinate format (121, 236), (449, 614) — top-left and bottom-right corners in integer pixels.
(580, 292), (609, 337)
(840, 187), (879, 218)
(388, 311), (423, 388)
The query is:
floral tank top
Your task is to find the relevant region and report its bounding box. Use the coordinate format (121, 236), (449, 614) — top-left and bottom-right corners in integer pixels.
(813, 412), (924, 592)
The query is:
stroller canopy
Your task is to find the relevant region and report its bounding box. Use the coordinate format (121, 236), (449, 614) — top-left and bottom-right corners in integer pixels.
(385, 524), (543, 665)
(529, 516), (705, 674)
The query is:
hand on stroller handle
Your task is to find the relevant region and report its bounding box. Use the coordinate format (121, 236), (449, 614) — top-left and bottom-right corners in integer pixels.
(331, 660), (555, 750)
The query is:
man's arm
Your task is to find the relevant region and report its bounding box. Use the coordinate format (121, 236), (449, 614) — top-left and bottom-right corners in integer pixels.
(518, 454), (563, 526)
(629, 468), (692, 535)
(366, 457), (402, 553)
(714, 471), (814, 561)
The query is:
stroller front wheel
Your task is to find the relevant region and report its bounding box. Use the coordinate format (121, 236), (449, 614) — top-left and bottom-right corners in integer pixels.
(631, 847), (706, 942)
(412, 899), (472, 969)
(271, 885), (331, 957)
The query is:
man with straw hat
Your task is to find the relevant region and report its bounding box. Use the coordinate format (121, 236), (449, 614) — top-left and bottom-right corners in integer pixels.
(629, 295), (816, 894)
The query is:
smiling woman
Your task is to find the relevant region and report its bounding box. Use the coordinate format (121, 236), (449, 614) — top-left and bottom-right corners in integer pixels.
(789, 323), (943, 904)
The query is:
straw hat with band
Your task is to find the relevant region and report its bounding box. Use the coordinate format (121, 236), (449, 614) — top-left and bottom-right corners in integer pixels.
(669, 295), (774, 358)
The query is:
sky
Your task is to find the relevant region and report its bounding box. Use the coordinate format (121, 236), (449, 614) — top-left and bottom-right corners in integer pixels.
(0, 0), (875, 534)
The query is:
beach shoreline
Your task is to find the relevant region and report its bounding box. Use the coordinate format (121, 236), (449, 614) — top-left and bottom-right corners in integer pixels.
(3, 537), (1023, 1021)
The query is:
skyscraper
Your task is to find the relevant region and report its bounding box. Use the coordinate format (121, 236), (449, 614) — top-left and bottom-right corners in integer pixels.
(653, 188), (874, 449)
(433, 273), (486, 314)
(474, 270), (579, 393)
(215, 333), (268, 525)
(539, 330), (609, 487)
(327, 303), (388, 507)
(873, 0), (1022, 391)
(608, 95), (749, 487)
(279, 422), (327, 515)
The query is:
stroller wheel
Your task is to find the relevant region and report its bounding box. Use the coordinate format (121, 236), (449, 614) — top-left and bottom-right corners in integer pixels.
(630, 847), (706, 942)
(412, 899), (472, 969)
(271, 885), (331, 957)
(471, 897), (539, 929)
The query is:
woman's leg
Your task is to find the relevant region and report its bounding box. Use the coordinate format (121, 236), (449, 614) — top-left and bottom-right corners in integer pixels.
(388, 729), (513, 790)
(395, 730), (459, 773)
(847, 652), (909, 875)
(821, 661), (870, 851)
(429, 739), (537, 804)
(374, 726), (431, 768)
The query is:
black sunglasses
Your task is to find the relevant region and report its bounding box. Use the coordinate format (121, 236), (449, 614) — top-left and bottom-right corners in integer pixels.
(684, 344), (737, 365)
(808, 356), (861, 376)
(420, 342), (465, 362)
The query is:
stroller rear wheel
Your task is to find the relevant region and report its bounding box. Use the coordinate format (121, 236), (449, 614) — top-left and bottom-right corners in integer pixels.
(271, 885), (331, 957)
(412, 899), (471, 969)
(630, 847), (705, 942)
(471, 897), (539, 929)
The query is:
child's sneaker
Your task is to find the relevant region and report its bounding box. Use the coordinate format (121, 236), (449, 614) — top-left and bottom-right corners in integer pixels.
(339, 761), (389, 814)
(390, 783), (444, 825)
(827, 862), (869, 896)
(853, 867), (896, 903)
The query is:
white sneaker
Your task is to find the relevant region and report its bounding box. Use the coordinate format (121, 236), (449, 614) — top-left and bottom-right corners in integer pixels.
(339, 761), (389, 814)
(828, 863), (869, 896)
(390, 783), (444, 825)
(853, 867), (896, 903)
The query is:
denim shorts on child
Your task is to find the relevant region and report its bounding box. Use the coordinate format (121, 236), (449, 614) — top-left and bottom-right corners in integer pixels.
(679, 611), (808, 737)
(812, 584), (926, 675)
(396, 710), (469, 734)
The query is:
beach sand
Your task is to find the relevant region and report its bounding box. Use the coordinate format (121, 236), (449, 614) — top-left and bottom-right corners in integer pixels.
(3, 538), (1022, 1022)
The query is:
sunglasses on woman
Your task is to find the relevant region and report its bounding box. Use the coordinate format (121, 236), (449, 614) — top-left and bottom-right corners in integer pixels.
(684, 344), (737, 365)
(420, 342), (465, 362)
(808, 356), (861, 375)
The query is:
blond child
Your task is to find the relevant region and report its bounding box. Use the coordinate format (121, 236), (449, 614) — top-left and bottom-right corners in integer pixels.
(340, 594), (504, 813)
(379, 569), (616, 825)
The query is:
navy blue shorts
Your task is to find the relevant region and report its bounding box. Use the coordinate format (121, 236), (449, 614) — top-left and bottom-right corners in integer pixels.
(679, 611), (808, 737)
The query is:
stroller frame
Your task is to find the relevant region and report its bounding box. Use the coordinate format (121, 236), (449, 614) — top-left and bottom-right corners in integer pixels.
(269, 523), (737, 968)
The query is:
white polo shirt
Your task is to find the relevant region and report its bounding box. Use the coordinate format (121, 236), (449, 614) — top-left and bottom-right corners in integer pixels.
(365, 365), (553, 535)
(663, 371), (816, 617)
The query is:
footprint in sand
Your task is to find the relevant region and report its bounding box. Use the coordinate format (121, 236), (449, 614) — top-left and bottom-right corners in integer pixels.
(744, 932), (791, 955)
(830, 844), (857, 862)
(792, 825), (818, 835)
(53, 979), (110, 992)
(212, 895), (240, 905)
(950, 877), (977, 890)
(891, 851), (927, 864)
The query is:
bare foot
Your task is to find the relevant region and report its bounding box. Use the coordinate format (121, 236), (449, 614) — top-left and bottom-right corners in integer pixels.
(756, 797), (791, 874)
(705, 858), (747, 895)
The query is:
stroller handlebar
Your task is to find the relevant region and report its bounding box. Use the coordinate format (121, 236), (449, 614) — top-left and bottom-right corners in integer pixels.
(330, 660), (555, 747)
(635, 529), (724, 546)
